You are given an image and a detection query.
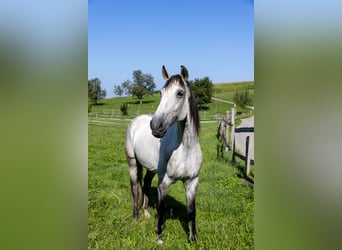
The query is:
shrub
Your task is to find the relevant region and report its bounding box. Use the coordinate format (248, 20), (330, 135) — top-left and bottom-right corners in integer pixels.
(233, 90), (252, 107)
(120, 102), (128, 115)
(190, 77), (213, 109)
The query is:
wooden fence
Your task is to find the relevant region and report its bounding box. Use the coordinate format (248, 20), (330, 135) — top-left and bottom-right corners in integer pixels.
(217, 107), (254, 176)
(88, 109), (217, 127)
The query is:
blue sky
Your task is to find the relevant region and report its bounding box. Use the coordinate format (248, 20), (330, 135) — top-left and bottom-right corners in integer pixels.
(88, 0), (254, 97)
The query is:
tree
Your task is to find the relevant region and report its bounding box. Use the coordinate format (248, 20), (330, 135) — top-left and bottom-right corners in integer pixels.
(114, 80), (132, 97)
(113, 70), (156, 103)
(88, 78), (106, 105)
(190, 77), (213, 109)
(122, 80), (132, 96)
(131, 70), (156, 104)
(113, 85), (124, 97)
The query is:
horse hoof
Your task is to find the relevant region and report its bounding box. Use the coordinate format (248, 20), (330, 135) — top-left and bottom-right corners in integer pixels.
(189, 234), (197, 242)
(144, 209), (151, 219)
(156, 232), (164, 244)
(157, 235), (164, 245)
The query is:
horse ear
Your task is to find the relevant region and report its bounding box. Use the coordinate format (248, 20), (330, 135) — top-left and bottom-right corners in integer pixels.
(180, 65), (188, 81)
(162, 65), (170, 80)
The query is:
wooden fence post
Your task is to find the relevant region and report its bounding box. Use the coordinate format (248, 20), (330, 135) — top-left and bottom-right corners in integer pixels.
(245, 136), (251, 176)
(225, 111), (230, 146)
(231, 107), (236, 164)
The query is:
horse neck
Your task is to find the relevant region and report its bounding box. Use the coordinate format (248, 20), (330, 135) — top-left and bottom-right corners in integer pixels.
(176, 115), (198, 147)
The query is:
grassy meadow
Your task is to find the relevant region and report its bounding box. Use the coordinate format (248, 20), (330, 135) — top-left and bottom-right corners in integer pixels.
(88, 82), (254, 249)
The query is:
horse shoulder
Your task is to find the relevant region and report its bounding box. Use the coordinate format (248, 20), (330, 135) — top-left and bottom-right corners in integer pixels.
(129, 115), (161, 172)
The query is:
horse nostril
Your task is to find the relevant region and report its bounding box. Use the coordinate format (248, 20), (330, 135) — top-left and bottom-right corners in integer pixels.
(150, 118), (165, 134)
(150, 119), (162, 131)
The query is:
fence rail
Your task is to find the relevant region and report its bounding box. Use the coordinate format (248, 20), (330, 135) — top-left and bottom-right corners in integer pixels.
(88, 109), (218, 127)
(88, 108), (219, 124)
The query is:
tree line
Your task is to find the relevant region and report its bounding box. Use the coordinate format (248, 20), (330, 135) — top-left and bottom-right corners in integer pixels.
(88, 69), (213, 112)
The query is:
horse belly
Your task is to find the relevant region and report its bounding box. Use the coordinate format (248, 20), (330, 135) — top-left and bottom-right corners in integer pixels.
(134, 139), (160, 172)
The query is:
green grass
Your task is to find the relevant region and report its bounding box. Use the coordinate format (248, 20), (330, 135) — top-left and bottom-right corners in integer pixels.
(88, 120), (254, 249)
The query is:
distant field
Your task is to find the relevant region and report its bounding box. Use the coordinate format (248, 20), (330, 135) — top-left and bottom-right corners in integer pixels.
(213, 81), (254, 106)
(213, 81), (254, 92)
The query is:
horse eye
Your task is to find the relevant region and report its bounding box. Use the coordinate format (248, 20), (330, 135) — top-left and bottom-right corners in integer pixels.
(176, 91), (184, 98)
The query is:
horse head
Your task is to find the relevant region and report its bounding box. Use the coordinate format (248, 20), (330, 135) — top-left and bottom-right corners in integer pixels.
(150, 65), (190, 138)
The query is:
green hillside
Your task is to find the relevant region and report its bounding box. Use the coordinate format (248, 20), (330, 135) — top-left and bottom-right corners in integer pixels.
(213, 81), (254, 106)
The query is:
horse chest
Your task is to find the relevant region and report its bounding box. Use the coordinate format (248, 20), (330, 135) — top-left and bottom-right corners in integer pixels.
(166, 145), (202, 180)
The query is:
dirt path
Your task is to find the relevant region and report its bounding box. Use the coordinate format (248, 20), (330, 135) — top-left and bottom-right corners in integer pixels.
(211, 97), (235, 105)
(235, 116), (254, 160)
(211, 97), (254, 110)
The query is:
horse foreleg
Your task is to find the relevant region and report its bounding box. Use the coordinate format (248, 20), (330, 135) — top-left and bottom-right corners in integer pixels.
(155, 174), (172, 244)
(184, 177), (199, 242)
(142, 170), (155, 218)
(128, 157), (142, 219)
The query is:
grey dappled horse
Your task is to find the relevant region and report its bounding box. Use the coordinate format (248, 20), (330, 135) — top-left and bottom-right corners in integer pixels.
(125, 65), (202, 244)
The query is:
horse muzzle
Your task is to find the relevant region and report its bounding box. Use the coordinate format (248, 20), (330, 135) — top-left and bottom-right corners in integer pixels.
(150, 116), (167, 138)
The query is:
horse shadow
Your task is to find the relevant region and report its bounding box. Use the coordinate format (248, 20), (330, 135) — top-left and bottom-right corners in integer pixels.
(148, 187), (189, 237)
(235, 163), (254, 186)
(93, 102), (107, 106)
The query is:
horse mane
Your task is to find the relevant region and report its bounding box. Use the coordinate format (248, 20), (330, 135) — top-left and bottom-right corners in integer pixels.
(187, 82), (200, 135)
(163, 75), (200, 135)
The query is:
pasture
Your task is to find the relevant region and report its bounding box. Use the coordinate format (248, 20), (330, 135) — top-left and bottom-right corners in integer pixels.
(88, 82), (254, 249)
